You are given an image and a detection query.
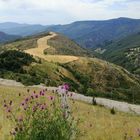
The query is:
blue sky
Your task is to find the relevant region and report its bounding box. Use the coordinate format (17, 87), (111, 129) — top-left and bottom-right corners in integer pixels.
(0, 0), (140, 25)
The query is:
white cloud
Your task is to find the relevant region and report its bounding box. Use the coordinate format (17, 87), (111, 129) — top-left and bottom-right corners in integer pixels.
(0, 0), (140, 24)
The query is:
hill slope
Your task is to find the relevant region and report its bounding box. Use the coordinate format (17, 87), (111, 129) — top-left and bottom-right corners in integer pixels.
(0, 33), (140, 104)
(102, 33), (140, 76)
(46, 33), (90, 56)
(46, 18), (140, 48)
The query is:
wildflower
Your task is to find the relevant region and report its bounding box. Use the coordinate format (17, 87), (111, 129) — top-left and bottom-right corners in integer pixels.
(9, 100), (12, 106)
(25, 98), (29, 103)
(35, 95), (39, 98)
(27, 89), (30, 93)
(7, 108), (11, 113)
(39, 91), (42, 95)
(31, 95), (34, 99)
(63, 83), (70, 90)
(40, 105), (45, 110)
(21, 102), (25, 106)
(49, 96), (54, 101)
(3, 104), (7, 107)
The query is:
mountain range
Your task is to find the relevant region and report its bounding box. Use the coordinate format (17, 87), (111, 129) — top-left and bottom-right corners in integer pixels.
(1, 18), (140, 48)
(0, 31), (20, 43)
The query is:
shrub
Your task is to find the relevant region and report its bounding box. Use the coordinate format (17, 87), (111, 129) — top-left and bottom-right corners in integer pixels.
(92, 96), (97, 105)
(4, 89), (78, 140)
(110, 107), (116, 115)
(0, 50), (36, 72)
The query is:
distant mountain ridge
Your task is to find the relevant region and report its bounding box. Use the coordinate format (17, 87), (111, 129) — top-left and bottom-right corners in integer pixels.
(0, 22), (50, 36)
(46, 17), (140, 48)
(1, 18), (140, 48)
(0, 31), (20, 43)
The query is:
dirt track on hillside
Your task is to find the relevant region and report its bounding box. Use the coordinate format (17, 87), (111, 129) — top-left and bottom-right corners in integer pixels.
(25, 32), (78, 63)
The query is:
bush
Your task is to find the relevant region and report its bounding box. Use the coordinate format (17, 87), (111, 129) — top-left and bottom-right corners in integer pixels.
(4, 90), (78, 140)
(0, 50), (36, 72)
(110, 107), (116, 115)
(92, 96), (97, 105)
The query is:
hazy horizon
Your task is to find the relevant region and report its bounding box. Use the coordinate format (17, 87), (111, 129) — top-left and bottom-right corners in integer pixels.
(0, 0), (140, 25)
(0, 17), (140, 26)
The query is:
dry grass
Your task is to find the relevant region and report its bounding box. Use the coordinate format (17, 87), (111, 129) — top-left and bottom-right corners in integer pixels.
(0, 85), (140, 140)
(25, 32), (79, 64)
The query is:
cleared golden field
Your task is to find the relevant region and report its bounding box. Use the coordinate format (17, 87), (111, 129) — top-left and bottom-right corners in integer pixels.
(25, 32), (79, 64)
(0, 85), (140, 140)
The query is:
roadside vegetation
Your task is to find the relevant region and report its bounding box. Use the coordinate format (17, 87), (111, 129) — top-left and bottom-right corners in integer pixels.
(0, 85), (140, 140)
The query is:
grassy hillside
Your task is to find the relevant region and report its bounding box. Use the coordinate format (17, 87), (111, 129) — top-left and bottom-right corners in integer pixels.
(0, 50), (140, 104)
(62, 57), (140, 104)
(46, 34), (90, 56)
(0, 33), (140, 104)
(0, 85), (140, 140)
(102, 33), (140, 76)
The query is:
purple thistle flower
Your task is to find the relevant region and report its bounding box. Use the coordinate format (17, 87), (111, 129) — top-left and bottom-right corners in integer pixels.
(25, 98), (29, 102)
(3, 104), (7, 108)
(31, 95), (34, 99)
(35, 95), (39, 98)
(40, 105), (45, 110)
(48, 96), (54, 101)
(21, 102), (25, 106)
(7, 108), (11, 113)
